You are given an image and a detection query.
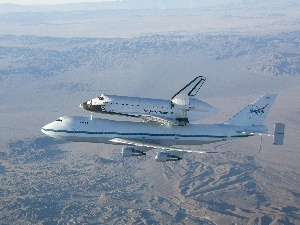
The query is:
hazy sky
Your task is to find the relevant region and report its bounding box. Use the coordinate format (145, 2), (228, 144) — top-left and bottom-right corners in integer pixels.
(0, 0), (116, 5)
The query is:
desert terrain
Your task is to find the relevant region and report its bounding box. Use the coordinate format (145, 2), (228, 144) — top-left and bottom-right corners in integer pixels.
(0, 1), (299, 224)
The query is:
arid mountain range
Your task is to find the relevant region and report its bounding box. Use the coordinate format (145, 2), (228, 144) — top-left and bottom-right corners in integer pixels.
(0, 2), (299, 224)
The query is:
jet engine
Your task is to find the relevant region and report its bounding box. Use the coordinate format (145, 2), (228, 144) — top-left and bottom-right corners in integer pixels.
(155, 152), (182, 162)
(122, 147), (146, 157)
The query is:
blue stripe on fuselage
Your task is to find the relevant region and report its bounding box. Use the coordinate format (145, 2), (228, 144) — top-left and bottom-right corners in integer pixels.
(41, 128), (228, 138)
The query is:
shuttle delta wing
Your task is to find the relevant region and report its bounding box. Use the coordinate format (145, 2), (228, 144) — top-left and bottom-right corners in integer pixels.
(109, 112), (179, 125)
(136, 114), (178, 125)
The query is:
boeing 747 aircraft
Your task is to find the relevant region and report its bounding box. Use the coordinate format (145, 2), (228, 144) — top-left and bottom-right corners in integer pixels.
(42, 93), (285, 162)
(80, 76), (217, 125)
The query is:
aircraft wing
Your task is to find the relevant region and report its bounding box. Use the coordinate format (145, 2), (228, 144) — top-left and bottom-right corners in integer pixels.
(110, 138), (217, 154)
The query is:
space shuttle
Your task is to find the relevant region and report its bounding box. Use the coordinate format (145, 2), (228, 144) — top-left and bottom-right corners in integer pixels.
(80, 76), (218, 125)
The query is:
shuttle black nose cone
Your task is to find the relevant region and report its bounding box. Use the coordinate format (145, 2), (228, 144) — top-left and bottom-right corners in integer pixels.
(80, 101), (104, 112)
(80, 101), (93, 111)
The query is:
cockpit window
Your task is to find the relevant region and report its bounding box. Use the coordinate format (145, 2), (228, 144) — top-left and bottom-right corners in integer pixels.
(98, 97), (104, 100)
(56, 119), (62, 122)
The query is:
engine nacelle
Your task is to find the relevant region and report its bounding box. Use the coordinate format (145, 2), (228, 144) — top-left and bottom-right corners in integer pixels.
(155, 152), (182, 162)
(122, 147), (146, 157)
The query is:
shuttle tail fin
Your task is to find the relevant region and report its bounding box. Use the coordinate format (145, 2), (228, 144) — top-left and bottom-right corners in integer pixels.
(224, 93), (277, 126)
(171, 76), (205, 100)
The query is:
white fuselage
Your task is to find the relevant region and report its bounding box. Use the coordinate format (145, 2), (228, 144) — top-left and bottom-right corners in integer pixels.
(41, 116), (267, 146)
(80, 94), (217, 122)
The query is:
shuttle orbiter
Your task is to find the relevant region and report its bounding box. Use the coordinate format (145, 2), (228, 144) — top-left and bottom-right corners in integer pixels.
(80, 76), (217, 125)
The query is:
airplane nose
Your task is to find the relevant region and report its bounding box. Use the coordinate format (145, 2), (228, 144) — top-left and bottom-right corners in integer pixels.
(41, 127), (47, 134)
(41, 123), (51, 135)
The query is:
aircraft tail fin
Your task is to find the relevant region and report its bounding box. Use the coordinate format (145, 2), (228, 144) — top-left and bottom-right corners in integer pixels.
(171, 76), (205, 100)
(224, 93), (277, 126)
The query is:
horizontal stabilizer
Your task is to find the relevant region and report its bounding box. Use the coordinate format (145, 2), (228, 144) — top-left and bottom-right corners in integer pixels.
(273, 123), (285, 145)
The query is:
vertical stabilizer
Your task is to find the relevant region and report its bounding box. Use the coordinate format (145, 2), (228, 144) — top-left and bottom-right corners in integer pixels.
(224, 93), (277, 126)
(171, 76), (206, 100)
